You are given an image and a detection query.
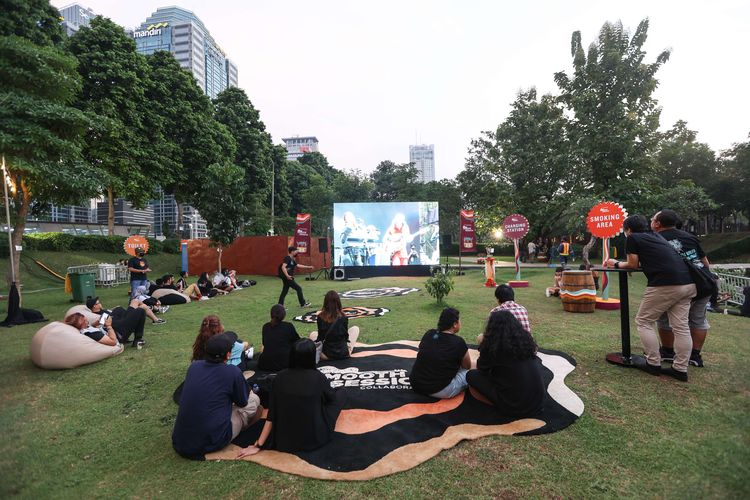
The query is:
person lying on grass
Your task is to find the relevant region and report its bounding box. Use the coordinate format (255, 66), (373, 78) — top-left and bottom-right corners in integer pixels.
(85, 297), (155, 347)
(409, 307), (473, 399)
(467, 310), (546, 417)
(237, 339), (345, 457)
(173, 333), (262, 460)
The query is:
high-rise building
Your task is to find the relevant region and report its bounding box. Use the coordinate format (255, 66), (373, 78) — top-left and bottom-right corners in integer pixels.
(282, 136), (319, 161)
(96, 199), (154, 231)
(58, 3), (96, 36)
(133, 6), (238, 98)
(149, 189), (207, 238)
(409, 144), (435, 183)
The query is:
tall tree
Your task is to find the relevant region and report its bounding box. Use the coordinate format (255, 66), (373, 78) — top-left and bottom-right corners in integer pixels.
(0, 0), (65, 46)
(67, 17), (167, 234)
(214, 87), (274, 234)
(462, 89), (580, 241)
(554, 19), (670, 206)
(144, 51), (228, 235)
(0, 35), (94, 287)
(656, 120), (717, 189)
(370, 161), (420, 201)
(331, 170), (374, 202)
(193, 162), (249, 271)
(298, 152), (338, 184)
(713, 135), (750, 231)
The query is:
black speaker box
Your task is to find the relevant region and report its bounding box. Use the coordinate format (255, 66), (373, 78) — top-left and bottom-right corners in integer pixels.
(441, 234), (452, 246)
(318, 238), (328, 253)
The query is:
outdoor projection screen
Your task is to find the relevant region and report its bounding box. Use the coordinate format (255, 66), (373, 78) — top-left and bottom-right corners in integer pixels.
(332, 202), (440, 267)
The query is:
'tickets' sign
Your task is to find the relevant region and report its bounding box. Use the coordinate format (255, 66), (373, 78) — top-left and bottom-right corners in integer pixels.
(502, 214), (530, 240)
(586, 202), (627, 238)
(459, 210), (476, 252)
(295, 213), (311, 254)
(123, 235), (149, 256)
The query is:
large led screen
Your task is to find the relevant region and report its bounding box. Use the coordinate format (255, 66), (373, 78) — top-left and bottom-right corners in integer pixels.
(333, 202), (440, 267)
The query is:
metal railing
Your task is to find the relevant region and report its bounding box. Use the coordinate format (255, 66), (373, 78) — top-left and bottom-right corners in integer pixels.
(67, 264), (129, 288)
(716, 272), (749, 306)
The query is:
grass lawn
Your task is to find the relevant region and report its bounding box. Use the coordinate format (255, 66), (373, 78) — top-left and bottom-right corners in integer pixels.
(0, 254), (748, 498)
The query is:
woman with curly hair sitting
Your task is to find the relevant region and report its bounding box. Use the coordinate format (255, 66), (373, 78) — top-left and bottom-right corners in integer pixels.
(467, 310), (545, 417)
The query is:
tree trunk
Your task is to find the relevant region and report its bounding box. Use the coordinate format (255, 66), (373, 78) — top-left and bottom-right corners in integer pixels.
(582, 233), (597, 268)
(107, 186), (115, 236)
(7, 179), (31, 295)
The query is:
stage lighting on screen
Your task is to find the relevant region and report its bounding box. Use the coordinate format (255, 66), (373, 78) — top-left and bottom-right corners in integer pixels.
(333, 202), (440, 267)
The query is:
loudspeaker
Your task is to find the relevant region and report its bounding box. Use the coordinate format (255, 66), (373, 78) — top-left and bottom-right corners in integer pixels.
(333, 268), (346, 280)
(318, 238), (328, 253)
(441, 234), (452, 246)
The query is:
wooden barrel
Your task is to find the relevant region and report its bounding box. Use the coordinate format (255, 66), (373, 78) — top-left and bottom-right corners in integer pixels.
(560, 270), (597, 313)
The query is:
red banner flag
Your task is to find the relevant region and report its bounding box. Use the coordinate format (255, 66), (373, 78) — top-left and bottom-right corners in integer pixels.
(460, 210), (477, 253)
(295, 213), (311, 254)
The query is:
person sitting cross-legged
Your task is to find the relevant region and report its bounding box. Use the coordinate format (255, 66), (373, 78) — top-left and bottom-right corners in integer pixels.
(236, 339), (346, 457)
(309, 290), (360, 361)
(258, 304), (301, 372)
(467, 310), (546, 417)
(172, 333), (262, 460)
(409, 307), (472, 399)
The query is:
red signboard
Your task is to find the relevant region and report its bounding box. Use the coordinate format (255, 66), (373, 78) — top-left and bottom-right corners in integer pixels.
(123, 235), (149, 256)
(459, 210), (477, 252)
(502, 214), (529, 239)
(295, 213), (311, 254)
(586, 202), (627, 239)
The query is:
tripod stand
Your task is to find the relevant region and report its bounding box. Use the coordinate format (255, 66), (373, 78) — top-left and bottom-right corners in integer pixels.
(306, 230), (331, 280)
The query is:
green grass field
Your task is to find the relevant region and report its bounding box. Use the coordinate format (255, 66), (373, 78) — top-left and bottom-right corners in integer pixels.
(0, 252), (748, 498)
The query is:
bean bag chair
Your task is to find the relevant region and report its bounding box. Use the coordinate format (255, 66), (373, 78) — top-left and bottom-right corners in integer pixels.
(30, 321), (124, 370)
(65, 304), (101, 325)
(152, 288), (190, 305)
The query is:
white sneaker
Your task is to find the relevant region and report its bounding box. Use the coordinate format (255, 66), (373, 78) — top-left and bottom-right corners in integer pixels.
(200, 296), (209, 301)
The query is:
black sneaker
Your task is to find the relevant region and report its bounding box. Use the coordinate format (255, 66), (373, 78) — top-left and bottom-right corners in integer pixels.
(152, 318), (166, 325)
(659, 347), (674, 363)
(632, 354), (661, 376)
(132, 340), (146, 349)
(689, 352), (704, 368)
(661, 367), (688, 382)
(302, 301), (312, 307)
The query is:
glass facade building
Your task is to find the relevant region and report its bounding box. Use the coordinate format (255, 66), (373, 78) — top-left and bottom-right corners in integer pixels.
(133, 6), (238, 99)
(409, 144), (436, 183)
(282, 136), (320, 161)
(58, 3), (96, 36)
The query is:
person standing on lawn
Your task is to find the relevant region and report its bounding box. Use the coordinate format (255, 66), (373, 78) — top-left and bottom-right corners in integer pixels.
(128, 248), (151, 299)
(605, 214), (696, 382)
(651, 209), (712, 368)
(278, 246), (313, 308)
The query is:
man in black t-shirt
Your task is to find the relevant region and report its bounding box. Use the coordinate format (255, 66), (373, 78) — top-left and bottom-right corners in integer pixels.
(606, 215), (696, 382)
(278, 246), (313, 307)
(410, 308), (472, 398)
(652, 209), (712, 367)
(128, 248), (151, 299)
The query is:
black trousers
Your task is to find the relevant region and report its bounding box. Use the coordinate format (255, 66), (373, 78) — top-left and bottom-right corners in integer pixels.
(111, 306), (146, 343)
(278, 276), (305, 306)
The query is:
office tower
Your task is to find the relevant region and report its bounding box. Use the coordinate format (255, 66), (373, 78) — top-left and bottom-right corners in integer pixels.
(282, 136), (320, 161)
(149, 189), (207, 238)
(58, 3), (96, 36)
(133, 6), (237, 98)
(409, 144), (435, 183)
(96, 199), (154, 232)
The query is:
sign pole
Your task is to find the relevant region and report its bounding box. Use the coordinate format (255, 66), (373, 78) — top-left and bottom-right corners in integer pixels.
(586, 202), (627, 310)
(513, 238), (521, 280)
(601, 237), (610, 300)
(503, 214), (529, 288)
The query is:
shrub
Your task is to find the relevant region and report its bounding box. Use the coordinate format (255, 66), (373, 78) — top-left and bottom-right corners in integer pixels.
(425, 268), (455, 304)
(707, 237), (750, 261)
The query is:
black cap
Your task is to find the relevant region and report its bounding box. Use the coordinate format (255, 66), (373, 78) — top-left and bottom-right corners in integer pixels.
(86, 297), (99, 310)
(205, 334), (233, 361)
(224, 331), (239, 344)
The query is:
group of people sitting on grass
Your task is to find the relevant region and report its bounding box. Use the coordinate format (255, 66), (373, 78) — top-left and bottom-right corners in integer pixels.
(170, 284), (541, 459)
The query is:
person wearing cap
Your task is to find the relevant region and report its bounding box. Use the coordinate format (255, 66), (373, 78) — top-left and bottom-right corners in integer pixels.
(172, 333), (262, 459)
(277, 246), (313, 308)
(86, 297), (152, 347)
(128, 248), (152, 299)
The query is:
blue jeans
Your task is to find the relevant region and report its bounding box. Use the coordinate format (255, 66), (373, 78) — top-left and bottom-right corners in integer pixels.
(430, 368), (468, 398)
(130, 279), (148, 298)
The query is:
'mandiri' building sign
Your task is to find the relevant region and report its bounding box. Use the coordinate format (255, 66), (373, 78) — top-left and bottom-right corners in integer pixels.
(133, 22), (168, 38)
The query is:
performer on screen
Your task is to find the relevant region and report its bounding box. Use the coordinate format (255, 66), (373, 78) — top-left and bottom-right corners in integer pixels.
(383, 213), (412, 266)
(278, 246), (313, 308)
(340, 211), (367, 266)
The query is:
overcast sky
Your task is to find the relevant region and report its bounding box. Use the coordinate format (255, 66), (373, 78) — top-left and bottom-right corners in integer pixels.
(53, 0), (750, 180)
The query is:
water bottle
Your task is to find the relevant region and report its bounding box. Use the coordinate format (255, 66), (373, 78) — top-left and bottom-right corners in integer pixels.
(251, 383), (260, 394)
